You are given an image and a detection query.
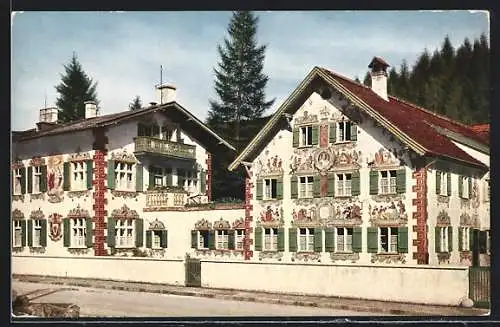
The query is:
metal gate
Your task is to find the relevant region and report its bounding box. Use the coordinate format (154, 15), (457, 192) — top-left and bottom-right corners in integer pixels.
(469, 267), (490, 308)
(185, 256), (201, 287)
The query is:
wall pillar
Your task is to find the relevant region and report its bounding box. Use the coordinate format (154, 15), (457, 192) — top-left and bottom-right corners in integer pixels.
(412, 166), (429, 264)
(205, 152), (212, 201)
(244, 175), (254, 260)
(92, 128), (108, 256)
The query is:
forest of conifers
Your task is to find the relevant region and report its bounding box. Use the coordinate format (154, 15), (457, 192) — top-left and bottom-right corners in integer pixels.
(362, 34), (490, 124)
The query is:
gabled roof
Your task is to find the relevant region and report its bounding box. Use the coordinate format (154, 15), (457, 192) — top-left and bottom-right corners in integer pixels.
(469, 123), (489, 142)
(13, 102), (236, 153)
(229, 66), (488, 171)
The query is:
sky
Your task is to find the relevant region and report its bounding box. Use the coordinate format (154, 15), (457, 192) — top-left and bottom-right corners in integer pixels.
(11, 11), (489, 131)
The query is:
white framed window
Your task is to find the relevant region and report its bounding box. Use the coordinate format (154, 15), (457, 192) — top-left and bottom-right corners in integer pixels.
(115, 162), (134, 191)
(437, 226), (449, 253)
(264, 178), (278, 200)
(71, 218), (86, 248)
(335, 227), (353, 253)
(216, 230), (229, 250)
(336, 173), (352, 197)
(152, 230), (162, 249)
(183, 170), (198, 191)
(115, 218), (134, 248)
(440, 172), (448, 196)
(71, 161), (86, 191)
(13, 168), (22, 195)
(13, 220), (22, 247)
(235, 229), (245, 250)
(32, 220), (42, 247)
(298, 228), (315, 252)
(380, 170), (397, 195)
(459, 227), (470, 251)
(299, 126), (313, 147)
(33, 166), (42, 194)
(337, 121), (352, 142)
(198, 230), (209, 249)
(299, 176), (313, 198)
(379, 227), (398, 253)
(151, 167), (164, 187)
(264, 228), (278, 251)
(462, 176), (470, 199)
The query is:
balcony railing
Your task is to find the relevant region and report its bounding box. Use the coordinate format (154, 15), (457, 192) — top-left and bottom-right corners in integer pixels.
(145, 188), (188, 209)
(134, 136), (196, 160)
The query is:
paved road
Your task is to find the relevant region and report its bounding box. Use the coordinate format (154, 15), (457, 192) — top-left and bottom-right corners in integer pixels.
(13, 281), (390, 317)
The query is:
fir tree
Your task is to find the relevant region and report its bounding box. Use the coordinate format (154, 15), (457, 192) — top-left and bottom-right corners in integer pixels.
(54, 53), (99, 123)
(129, 95), (142, 110)
(207, 11), (275, 151)
(362, 71), (371, 87)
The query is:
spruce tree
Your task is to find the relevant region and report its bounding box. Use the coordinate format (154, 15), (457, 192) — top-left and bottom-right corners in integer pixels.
(207, 11), (275, 151)
(129, 95), (142, 110)
(362, 71), (371, 87)
(54, 53), (99, 123)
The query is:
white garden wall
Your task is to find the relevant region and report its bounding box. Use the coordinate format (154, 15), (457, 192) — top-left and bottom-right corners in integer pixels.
(200, 260), (469, 306)
(12, 255), (185, 286)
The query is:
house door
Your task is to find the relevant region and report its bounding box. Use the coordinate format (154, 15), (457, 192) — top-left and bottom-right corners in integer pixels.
(185, 257), (201, 287)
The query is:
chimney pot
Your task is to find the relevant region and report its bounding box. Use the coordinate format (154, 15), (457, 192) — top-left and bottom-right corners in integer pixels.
(39, 107), (58, 124)
(156, 83), (177, 104)
(368, 57), (390, 101)
(85, 101), (98, 119)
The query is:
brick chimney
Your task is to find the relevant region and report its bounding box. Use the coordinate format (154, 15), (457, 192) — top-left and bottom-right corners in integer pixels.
(156, 83), (176, 104)
(37, 107), (58, 131)
(85, 101), (98, 119)
(368, 56), (390, 101)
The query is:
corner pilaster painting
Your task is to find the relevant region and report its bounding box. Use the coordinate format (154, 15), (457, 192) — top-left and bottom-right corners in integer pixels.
(47, 155), (64, 203)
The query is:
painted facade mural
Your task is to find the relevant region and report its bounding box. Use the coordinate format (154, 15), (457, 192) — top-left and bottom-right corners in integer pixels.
(255, 153), (284, 178)
(368, 201), (408, 226)
(47, 155), (64, 203)
(257, 205), (284, 227)
(48, 213), (63, 242)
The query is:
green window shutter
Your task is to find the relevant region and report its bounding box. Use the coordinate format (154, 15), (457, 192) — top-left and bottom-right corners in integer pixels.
(350, 124), (358, 141)
(276, 177), (283, 200)
(447, 173), (451, 196)
(20, 167), (26, 194)
(290, 175), (298, 199)
(27, 166), (33, 194)
(288, 228), (297, 252)
(329, 123), (336, 143)
(435, 171), (441, 195)
(135, 164), (143, 192)
(86, 218), (93, 248)
(208, 230), (216, 250)
(327, 174), (335, 197)
(292, 128), (299, 147)
(396, 169), (406, 194)
(313, 228), (323, 252)
(351, 171), (360, 196)
(107, 160), (115, 190)
(254, 227), (262, 251)
(21, 220), (26, 247)
(311, 125), (319, 145)
(191, 230), (198, 249)
(228, 229), (235, 250)
(369, 170), (379, 195)
(63, 162), (71, 191)
(148, 165), (155, 189)
(448, 227), (453, 252)
(468, 177), (472, 198)
(397, 227), (408, 253)
(469, 228), (474, 251)
(458, 176), (463, 198)
(40, 165), (47, 192)
(200, 169), (206, 194)
(166, 167), (173, 186)
(256, 179), (263, 200)
(458, 227), (463, 251)
(313, 175), (321, 198)
(107, 218), (116, 248)
(146, 230), (152, 248)
(86, 159), (93, 190)
(135, 218), (144, 247)
(352, 227), (362, 253)
(435, 227), (440, 253)
(40, 219), (47, 247)
(63, 218), (70, 247)
(277, 228), (285, 251)
(161, 230), (168, 248)
(324, 228), (335, 252)
(367, 227), (378, 253)
(27, 219), (33, 247)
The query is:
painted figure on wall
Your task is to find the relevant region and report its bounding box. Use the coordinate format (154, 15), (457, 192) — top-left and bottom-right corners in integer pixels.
(369, 200), (406, 221)
(49, 213), (63, 241)
(47, 155), (64, 203)
(334, 203), (362, 220)
(261, 205), (280, 223)
(292, 207), (316, 222)
(373, 148), (398, 166)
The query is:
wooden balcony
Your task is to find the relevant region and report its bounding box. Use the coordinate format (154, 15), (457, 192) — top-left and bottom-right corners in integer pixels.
(134, 136), (196, 160)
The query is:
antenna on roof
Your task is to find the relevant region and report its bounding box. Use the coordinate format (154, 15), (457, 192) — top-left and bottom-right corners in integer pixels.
(160, 65), (163, 105)
(44, 90), (47, 108)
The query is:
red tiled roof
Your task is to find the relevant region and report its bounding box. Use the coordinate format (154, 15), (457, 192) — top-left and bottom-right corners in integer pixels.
(469, 123), (489, 142)
(319, 67), (488, 168)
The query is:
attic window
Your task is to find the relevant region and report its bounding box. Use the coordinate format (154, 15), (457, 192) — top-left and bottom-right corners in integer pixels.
(300, 126), (313, 146)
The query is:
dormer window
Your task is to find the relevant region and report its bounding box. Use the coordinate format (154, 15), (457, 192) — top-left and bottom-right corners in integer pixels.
(337, 121), (352, 142)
